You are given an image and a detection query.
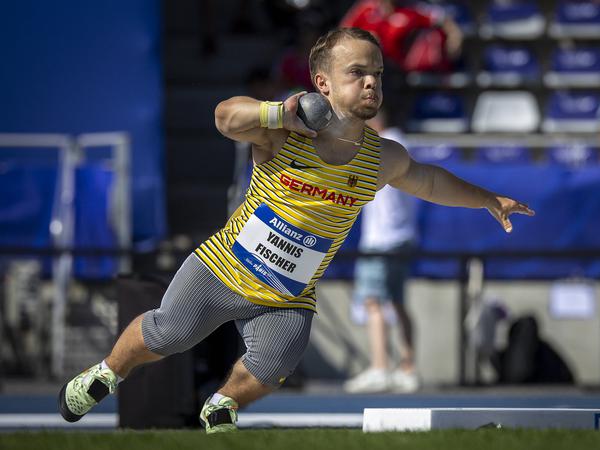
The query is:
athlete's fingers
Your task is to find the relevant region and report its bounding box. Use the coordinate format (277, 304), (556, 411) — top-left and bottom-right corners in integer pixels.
(292, 119), (318, 138)
(284, 91), (307, 114)
(489, 208), (512, 233)
(512, 203), (535, 216)
(496, 212), (513, 233)
(293, 115), (318, 136)
(502, 215), (513, 233)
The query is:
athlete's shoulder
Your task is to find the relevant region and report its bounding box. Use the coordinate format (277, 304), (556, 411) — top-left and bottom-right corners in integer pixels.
(362, 125), (404, 151)
(379, 135), (410, 159)
(378, 136), (412, 186)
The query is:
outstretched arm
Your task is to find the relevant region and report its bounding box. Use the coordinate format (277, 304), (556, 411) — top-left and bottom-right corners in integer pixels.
(383, 140), (535, 233)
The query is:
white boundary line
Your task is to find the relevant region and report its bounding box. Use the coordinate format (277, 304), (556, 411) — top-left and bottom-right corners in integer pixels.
(0, 414), (117, 428)
(238, 413), (363, 428)
(0, 413), (363, 429)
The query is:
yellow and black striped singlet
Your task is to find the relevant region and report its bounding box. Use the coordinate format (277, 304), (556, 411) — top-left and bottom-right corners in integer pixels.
(196, 127), (381, 312)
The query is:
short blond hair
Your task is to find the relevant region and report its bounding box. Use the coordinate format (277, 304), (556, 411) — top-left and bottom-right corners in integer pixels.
(308, 27), (381, 83)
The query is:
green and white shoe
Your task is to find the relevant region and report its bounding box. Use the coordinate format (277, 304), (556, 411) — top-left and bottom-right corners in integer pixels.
(58, 363), (117, 422)
(200, 396), (239, 434)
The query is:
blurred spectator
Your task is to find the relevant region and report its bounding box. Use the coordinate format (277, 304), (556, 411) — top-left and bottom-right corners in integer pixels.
(274, 14), (323, 92)
(344, 109), (420, 393)
(341, 0), (463, 72)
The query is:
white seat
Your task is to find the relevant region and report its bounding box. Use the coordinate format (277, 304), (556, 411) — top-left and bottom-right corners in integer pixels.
(472, 91), (540, 133)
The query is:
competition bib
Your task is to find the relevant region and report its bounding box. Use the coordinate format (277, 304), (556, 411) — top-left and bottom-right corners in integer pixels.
(232, 203), (333, 296)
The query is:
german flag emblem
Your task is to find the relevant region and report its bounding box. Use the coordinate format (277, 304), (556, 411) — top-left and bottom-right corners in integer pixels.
(347, 175), (359, 188)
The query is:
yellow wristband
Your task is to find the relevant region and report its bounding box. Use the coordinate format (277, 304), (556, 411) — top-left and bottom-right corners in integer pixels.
(259, 101), (283, 129)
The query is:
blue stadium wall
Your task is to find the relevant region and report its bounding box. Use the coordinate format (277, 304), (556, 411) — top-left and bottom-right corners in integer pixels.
(0, 0), (165, 246)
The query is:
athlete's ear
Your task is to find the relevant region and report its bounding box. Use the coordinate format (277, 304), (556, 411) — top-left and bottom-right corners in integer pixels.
(314, 72), (330, 96)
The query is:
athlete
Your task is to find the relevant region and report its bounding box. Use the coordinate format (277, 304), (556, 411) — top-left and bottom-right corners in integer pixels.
(58, 27), (534, 433)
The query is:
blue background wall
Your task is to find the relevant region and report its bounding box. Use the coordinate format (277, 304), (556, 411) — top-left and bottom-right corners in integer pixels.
(325, 162), (600, 279)
(0, 0), (165, 246)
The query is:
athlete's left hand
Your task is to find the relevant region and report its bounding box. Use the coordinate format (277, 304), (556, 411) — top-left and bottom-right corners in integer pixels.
(485, 195), (535, 233)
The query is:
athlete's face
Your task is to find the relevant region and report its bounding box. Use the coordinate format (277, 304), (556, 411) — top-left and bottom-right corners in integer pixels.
(316, 38), (384, 121)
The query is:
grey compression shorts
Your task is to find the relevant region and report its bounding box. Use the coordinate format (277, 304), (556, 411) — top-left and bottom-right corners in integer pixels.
(141, 253), (314, 387)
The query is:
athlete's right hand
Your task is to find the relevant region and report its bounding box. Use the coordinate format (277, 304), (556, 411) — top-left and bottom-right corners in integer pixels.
(485, 195), (535, 233)
(283, 92), (318, 138)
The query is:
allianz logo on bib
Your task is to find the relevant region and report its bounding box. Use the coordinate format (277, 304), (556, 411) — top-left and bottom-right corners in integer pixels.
(268, 217), (318, 248)
(303, 235), (317, 248)
(269, 217), (303, 241)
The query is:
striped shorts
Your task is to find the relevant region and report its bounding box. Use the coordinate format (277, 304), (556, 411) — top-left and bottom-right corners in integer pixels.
(141, 253), (314, 387)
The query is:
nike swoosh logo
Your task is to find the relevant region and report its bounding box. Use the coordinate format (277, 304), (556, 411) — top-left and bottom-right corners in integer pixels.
(290, 159), (319, 170)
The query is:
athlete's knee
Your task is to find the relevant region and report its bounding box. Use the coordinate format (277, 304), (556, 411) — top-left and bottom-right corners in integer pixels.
(141, 310), (196, 356)
(241, 345), (304, 388)
(241, 355), (296, 388)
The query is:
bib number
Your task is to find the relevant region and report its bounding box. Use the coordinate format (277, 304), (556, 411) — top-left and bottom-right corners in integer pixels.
(232, 203), (332, 296)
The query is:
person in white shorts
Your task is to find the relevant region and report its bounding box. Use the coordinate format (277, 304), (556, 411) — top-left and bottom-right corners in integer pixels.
(344, 109), (419, 393)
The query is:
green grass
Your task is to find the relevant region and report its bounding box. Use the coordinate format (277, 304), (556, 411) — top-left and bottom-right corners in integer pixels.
(1, 429), (599, 450)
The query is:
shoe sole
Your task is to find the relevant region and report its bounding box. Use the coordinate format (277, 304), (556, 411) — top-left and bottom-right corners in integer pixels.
(206, 424), (238, 434)
(58, 383), (85, 423)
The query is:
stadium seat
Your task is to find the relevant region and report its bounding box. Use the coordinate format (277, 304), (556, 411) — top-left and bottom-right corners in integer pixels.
(480, 1), (545, 39)
(408, 144), (461, 164)
(408, 93), (468, 133)
(547, 143), (598, 167)
(549, 1), (600, 38)
(472, 91), (540, 133)
(477, 45), (540, 87)
(544, 47), (600, 88)
(476, 145), (532, 164)
(542, 91), (600, 132)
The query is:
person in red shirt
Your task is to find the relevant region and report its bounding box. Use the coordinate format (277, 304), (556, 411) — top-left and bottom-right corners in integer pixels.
(341, 0), (394, 36)
(341, 0), (463, 72)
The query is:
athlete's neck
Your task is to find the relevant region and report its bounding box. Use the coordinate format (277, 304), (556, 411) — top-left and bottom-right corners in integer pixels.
(317, 108), (364, 145)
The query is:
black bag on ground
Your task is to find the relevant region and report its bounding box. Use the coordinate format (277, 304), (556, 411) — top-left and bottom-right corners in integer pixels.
(494, 315), (574, 384)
